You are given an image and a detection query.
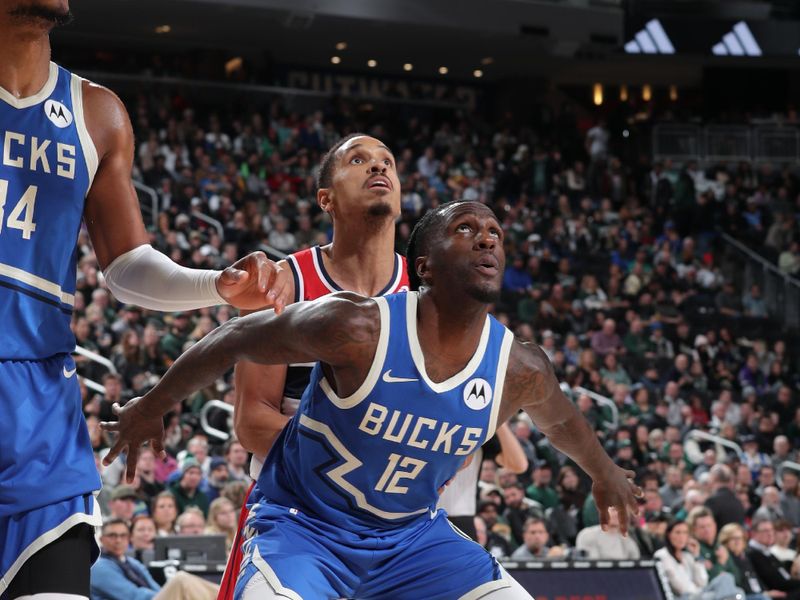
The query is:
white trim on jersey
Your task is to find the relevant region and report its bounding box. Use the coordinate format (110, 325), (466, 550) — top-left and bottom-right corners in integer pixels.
(69, 75), (98, 189)
(0, 62), (59, 110)
(310, 246), (339, 294)
(298, 413), (430, 521)
(250, 545), (303, 600)
(319, 296), (390, 409)
(486, 328), (514, 440)
(457, 578), (512, 600)
(405, 292), (491, 393)
(387, 253), (404, 291)
(286, 253), (304, 303)
(0, 261), (75, 306)
(0, 497), (101, 596)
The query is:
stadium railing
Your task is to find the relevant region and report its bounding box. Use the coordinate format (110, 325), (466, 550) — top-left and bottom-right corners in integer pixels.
(721, 232), (800, 330)
(653, 123), (800, 164)
(562, 383), (619, 431)
(199, 399), (233, 442)
(133, 180), (159, 230)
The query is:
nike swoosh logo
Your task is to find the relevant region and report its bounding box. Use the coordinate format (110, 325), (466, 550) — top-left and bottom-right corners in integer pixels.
(382, 370), (418, 384)
(63, 366), (76, 378)
(430, 509), (438, 519)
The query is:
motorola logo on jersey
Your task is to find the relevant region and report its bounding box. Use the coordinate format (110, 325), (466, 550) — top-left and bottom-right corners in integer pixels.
(44, 99), (73, 128)
(463, 378), (492, 410)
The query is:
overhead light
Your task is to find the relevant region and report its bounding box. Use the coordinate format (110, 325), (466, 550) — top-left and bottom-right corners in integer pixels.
(593, 83), (603, 106)
(155, 25), (171, 34)
(642, 84), (652, 101)
(335, 42), (347, 51)
(403, 63), (413, 71)
(669, 84), (678, 101)
(438, 66), (449, 75)
(481, 57), (494, 65)
(331, 56), (341, 65)
(620, 84), (629, 102)
(367, 59), (377, 68)
(225, 57), (243, 76)
(473, 69), (483, 78)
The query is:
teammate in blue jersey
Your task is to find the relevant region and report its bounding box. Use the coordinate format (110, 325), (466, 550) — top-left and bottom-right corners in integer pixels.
(0, 2), (288, 598)
(104, 200), (643, 599)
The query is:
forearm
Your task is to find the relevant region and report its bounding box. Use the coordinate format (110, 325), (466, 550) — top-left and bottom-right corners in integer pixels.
(495, 423), (529, 474)
(530, 404), (616, 481)
(102, 244), (224, 311)
(137, 319), (243, 416)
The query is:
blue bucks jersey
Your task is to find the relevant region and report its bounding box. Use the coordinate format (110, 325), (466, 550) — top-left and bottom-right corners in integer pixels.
(0, 62), (97, 360)
(257, 291), (514, 533)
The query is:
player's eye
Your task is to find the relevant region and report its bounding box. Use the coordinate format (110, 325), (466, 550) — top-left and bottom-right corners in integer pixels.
(351, 156), (364, 164)
(383, 159), (393, 167)
(456, 223), (472, 232)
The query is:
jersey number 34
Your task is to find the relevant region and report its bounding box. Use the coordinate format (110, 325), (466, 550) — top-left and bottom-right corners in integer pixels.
(0, 179), (37, 240)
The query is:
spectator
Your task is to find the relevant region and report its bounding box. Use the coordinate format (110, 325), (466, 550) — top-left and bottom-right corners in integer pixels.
(169, 458), (210, 517)
(90, 517), (218, 600)
(502, 483), (541, 546)
(201, 456), (230, 502)
(754, 486), (785, 522)
(175, 506), (206, 535)
(510, 517), (565, 560)
(108, 485), (139, 524)
(654, 520), (743, 600)
(591, 318), (621, 358)
(128, 515), (156, 564)
(575, 508), (641, 560)
(742, 285), (768, 319)
(526, 461), (559, 511)
(661, 466), (686, 509)
(474, 507), (512, 558)
(687, 507), (728, 580)
(206, 497), (237, 552)
(747, 518), (800, 598)
(780, 470), (800, 526)
(770, 519), (797, 570)
(224, 438), (250, 482)
(706, 464), (747, 529)
(717, 523), (773, 600)
(152, 491), (178, 537)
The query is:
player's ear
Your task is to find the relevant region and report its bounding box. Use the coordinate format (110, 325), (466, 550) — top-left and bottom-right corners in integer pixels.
(318, 187), (333, 214)
(415, 255), (430, 286)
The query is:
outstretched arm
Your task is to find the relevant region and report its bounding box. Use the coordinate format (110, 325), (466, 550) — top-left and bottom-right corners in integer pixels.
(81, 81), (291, 312)
(501, 341), (642, 534)
(102, 293), (380, 479)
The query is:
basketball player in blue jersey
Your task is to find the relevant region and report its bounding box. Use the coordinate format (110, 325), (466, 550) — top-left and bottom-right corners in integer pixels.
(104, 200), (643, 599)
(0, 2), (287, 598)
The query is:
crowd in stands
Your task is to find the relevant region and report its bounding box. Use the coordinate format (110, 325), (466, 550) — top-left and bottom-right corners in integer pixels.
(71, 83), (800, 599)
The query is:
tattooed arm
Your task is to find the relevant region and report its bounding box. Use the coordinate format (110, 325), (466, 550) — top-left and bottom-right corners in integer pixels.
(101, 292), (380, 479)
(499, 340), (642, 534)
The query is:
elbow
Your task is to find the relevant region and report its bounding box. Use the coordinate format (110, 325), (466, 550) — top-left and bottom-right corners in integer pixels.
(504, 454), (529, 475)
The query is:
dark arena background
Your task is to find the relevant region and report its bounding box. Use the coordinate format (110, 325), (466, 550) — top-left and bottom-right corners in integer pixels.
(34, 0), (800, 598)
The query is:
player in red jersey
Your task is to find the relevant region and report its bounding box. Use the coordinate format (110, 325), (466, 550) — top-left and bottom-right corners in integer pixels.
(217, 133), (408, 599)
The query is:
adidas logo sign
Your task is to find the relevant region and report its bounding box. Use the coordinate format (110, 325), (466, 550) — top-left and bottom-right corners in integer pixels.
(711, 21), (762, 56)
(624, 19), (675, 55)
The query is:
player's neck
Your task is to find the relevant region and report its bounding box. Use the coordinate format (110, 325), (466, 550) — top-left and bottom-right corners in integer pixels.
(324, 219), (397, 296)
(0, 29), (51, 99)
(415, 289), (488, 371)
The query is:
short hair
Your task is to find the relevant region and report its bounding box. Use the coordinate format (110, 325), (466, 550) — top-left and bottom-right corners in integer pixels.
(717, 522), (744, 546)
(523, 517), (546, 531)
(710, 464), (733, 485)
(317, 133), (370, 190)
(176, 506), (205, 531)
(101, 517), (129, 535)
(406, 201), (461, 290)
(686, 506), (714, 530)
(751, 517), (774, 533)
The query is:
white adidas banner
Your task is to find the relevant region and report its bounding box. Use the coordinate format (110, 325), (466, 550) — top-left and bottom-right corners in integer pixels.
(624, 19), (675, 55)
(711, 21), (762, 56)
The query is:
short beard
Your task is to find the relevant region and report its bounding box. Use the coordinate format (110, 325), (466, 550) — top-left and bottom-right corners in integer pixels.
(9, 4), (73, 28)
(362, 201), (394, 232)
(466, 283), (501, 304)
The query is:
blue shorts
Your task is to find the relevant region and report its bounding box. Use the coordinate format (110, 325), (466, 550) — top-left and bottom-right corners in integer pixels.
(0, 355), (102, 595)
(234, 501), (505, 600)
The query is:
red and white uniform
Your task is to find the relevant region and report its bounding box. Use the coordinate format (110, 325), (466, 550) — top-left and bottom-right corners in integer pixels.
(217, 245), (408, 600)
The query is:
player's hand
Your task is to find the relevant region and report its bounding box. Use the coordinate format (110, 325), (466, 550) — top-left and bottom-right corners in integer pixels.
(592, 466), (643, 537)
(100, 397), (166, 483)
(216, 252), (291, 313)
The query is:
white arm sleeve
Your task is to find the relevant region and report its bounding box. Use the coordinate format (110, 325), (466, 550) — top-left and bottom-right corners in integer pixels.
(102, 244), (226, 311)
